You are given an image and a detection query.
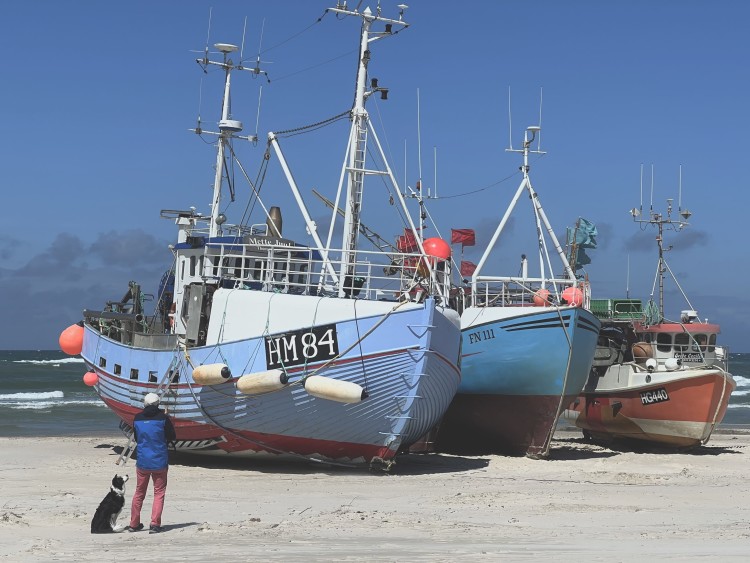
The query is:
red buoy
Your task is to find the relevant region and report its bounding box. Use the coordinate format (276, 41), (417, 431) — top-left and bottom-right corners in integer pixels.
(83, 371), (98, 386)
(59, 323), (84, 356)
(561, 286), (583, 307)
(422, 237), (451, 260)
(533, 288), (551, 306)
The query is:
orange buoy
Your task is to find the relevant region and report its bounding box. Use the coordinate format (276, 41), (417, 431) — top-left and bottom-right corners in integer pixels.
(632, 342), (653, 362)
(561, 287), (583, 307)
(533, 289), (551, 307)
(83, 371), (98, 386)
(59, 323), (84, 356)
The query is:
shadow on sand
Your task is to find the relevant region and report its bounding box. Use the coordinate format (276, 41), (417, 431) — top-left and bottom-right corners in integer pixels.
(95, 442), (490, 476)
(554, 436), (741, 457)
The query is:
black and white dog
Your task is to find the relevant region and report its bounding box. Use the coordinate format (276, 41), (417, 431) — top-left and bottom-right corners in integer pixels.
(90, 474), (129, 533)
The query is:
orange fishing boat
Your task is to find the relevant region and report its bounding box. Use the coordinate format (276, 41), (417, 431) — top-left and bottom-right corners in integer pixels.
(564, 195), (734, 448)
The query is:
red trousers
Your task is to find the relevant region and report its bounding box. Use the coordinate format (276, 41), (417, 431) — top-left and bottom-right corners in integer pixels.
(130, 467), (168, 527)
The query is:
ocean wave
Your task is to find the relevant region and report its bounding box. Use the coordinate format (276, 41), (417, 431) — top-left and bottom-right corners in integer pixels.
(731, 389), (750, 397)
(12, 358), (85, 365)
(728, 403), (750, 409)
(2, 400), (107, 410)
(0, 391), (64, 400)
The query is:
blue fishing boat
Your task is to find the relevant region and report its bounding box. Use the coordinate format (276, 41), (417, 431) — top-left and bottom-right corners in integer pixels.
(59, 3), (461, 470)
(436, 126), (600, 457)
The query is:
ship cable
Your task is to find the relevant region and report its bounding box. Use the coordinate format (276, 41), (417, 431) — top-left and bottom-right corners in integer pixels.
(271, 110), (351, 139)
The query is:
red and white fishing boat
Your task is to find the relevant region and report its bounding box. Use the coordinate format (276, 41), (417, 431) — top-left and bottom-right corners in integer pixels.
(564, 196), (735, 448)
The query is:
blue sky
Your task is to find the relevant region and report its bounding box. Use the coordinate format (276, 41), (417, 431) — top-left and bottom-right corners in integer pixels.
(1, 1), (748, 351)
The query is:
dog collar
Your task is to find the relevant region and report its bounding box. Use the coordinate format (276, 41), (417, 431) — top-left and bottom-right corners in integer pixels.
(111, 486), (125, 495)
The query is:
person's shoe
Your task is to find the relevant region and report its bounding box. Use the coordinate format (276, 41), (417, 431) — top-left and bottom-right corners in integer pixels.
(149, 525), (164, 534)
(126, 524), (144, 532)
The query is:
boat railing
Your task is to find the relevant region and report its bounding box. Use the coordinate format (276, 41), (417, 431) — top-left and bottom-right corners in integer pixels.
(470, 276), (578, 308)
(201, 241), (452, 302)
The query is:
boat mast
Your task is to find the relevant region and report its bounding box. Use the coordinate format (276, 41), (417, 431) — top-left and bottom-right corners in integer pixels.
(328, 3), (410, 291)
(631, 194), (692, 320)
(472, 126), (574, 296)
(192, 43), (258, 238)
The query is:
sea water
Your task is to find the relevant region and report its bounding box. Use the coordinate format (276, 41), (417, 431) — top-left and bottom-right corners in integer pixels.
(0, 350), (120, 437)
(1, 350), (748, 437)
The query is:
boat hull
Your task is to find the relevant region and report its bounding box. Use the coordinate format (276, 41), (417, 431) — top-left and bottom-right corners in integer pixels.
(82, 294), (461, 468)
(436, 306), (600, 456)
(564, 368), (735, 448)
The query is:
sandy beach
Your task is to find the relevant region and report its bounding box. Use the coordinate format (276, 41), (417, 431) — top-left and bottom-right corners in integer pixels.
(1, 430), (749, 562)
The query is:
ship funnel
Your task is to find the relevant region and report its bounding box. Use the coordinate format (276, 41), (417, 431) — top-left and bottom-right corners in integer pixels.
(267, 206), (283, 237)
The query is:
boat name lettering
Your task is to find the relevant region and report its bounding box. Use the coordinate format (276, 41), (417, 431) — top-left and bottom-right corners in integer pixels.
(265, 324), (339, 369)
(246, 237), (294, 247)
(468, 328), (496, 345)
(640, 387), (670, 405)
(674, 352), (702, 362)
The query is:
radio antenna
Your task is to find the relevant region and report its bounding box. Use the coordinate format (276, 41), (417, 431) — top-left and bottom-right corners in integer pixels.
(204, 8), (212, 62)
(537, 86), (543, 151)
(240, 16), (248, 61)
(417, 88), (423, 187)
(254, 86), (263, 142)
(626, 254), (630, 298)
(433, 146), (438, 199)
(650, 163), (654, 213)
(678, 164), (682, 211)
(403, 139), (407, 197)
(639, 163), (644, 211)
(507, 86), (513, 150)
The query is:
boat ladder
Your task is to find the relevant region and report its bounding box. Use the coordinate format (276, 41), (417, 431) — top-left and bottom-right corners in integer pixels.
(115, 361), (179, 466)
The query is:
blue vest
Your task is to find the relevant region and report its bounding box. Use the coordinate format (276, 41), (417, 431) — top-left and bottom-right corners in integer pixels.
(133, 407), (173, 470)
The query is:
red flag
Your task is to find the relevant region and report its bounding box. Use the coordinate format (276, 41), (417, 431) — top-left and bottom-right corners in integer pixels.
(451, 228), (475, 247)
(397, 228), (418, 252)
(460, 260), (477, 277)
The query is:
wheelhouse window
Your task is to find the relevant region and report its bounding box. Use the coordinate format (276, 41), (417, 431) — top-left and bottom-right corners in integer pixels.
(674, 333), (690, 352)
(130, 368), (139, 380)
(113, 364), (122, 375)
(692, 334), (708, 352)
(708, 334), (716, 353)
(99, 357), (107, 368)
(656, 333), (672, 353)
(148, 371), (158, 383)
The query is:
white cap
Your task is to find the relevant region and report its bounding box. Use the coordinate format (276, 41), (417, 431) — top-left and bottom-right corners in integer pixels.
(144, 393), (160, 406)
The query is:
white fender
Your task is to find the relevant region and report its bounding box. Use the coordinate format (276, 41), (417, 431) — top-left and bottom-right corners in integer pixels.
(236, 369), (289, 395)
(303, 375), (368, 404)
(192, 363), (232, 385)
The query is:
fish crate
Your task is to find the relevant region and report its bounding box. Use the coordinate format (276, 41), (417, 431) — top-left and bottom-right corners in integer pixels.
(590, 298), (643, 320)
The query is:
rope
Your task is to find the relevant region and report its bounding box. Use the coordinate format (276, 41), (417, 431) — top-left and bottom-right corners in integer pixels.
(703, 366), (731, 445)
(271, 109), (351, 138)
(259, 10), (328, 55)
(179, 343), (360, 468)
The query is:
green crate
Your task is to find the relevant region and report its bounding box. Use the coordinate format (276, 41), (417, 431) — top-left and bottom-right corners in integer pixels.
(589, 298), (643, 320)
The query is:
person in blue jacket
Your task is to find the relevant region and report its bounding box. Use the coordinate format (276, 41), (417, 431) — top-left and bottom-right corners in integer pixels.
(126, 392), (176, 534)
